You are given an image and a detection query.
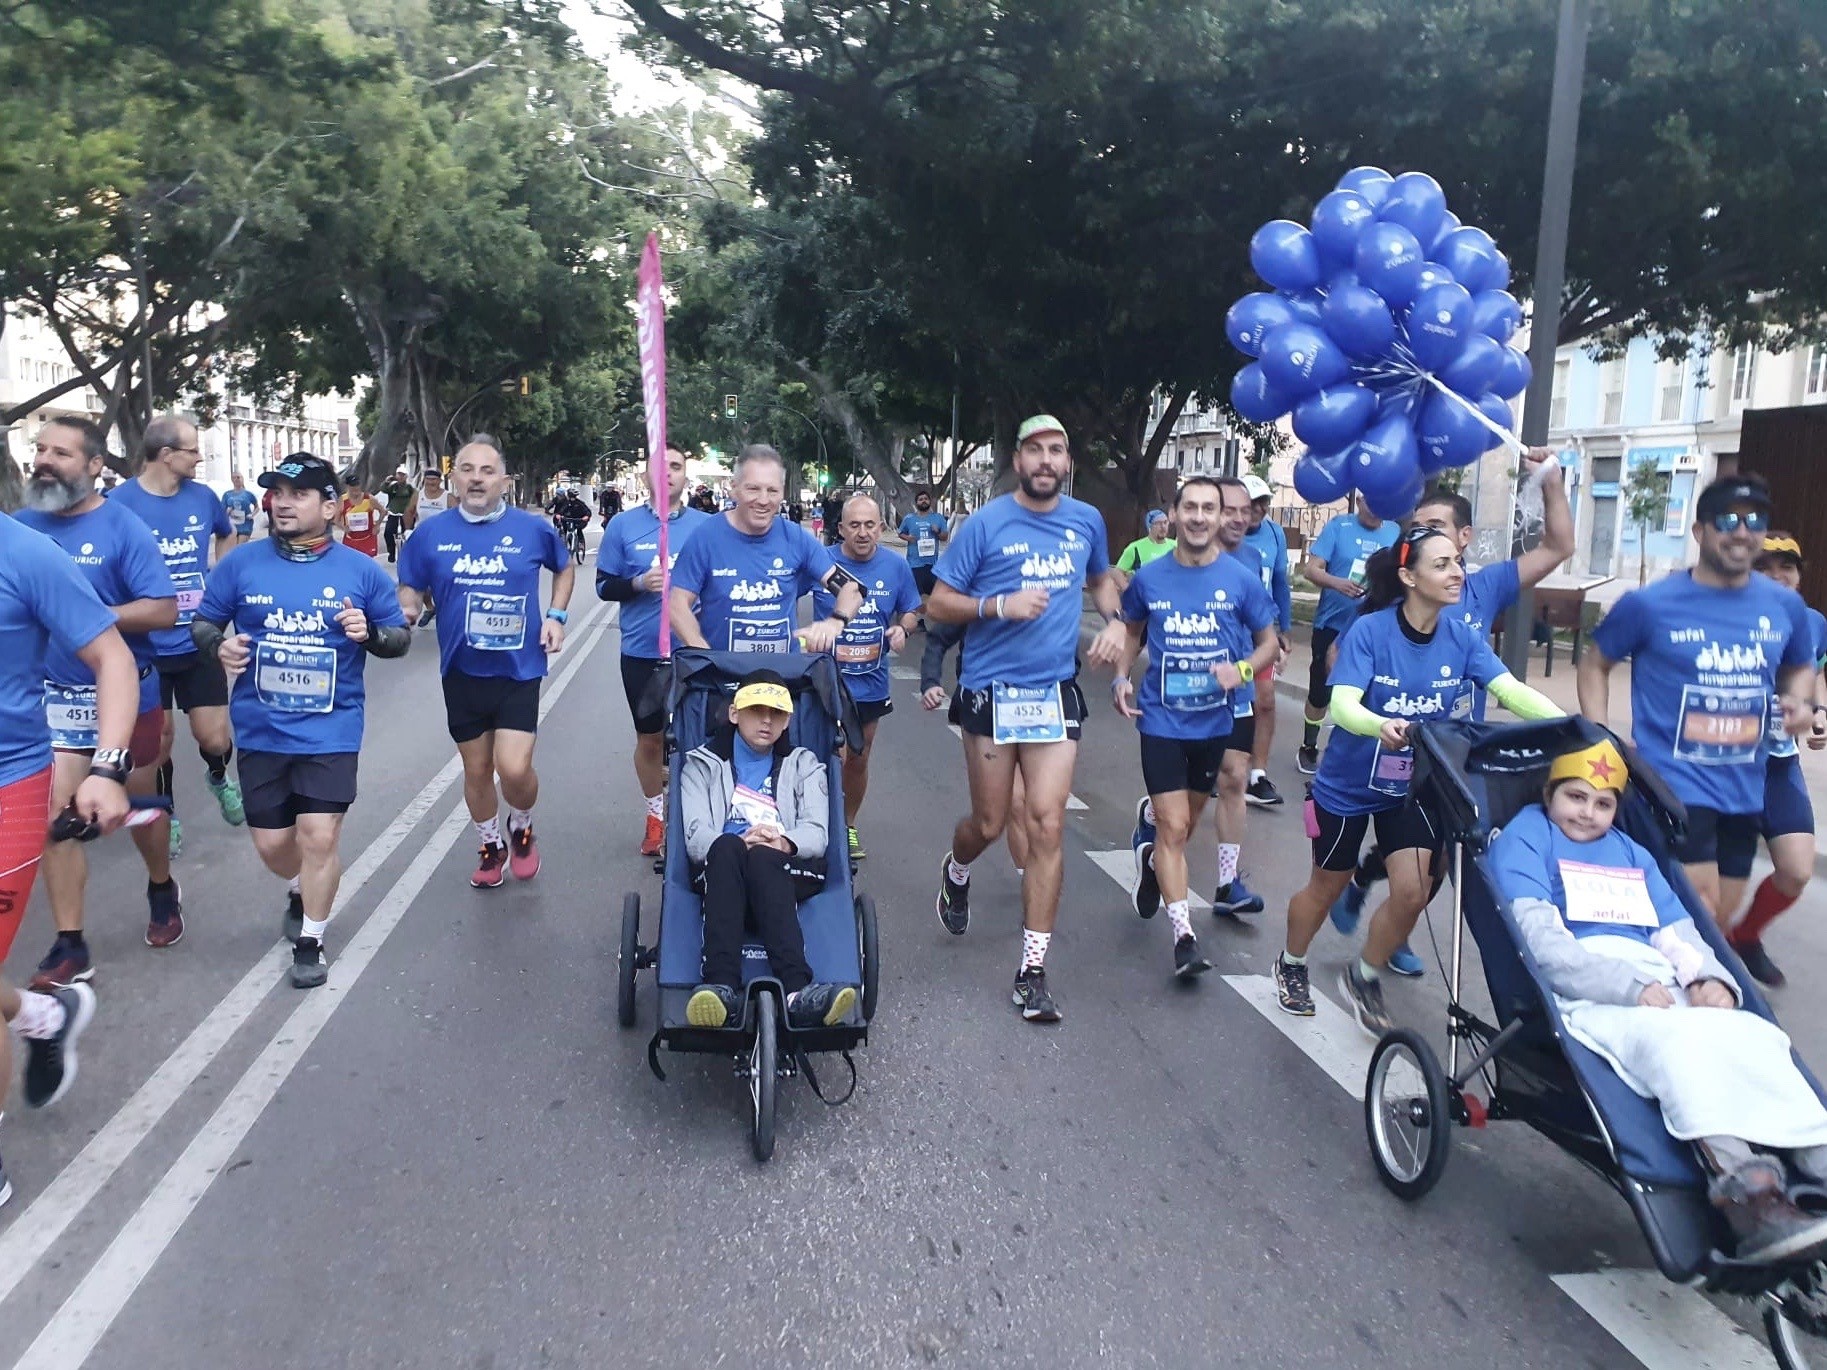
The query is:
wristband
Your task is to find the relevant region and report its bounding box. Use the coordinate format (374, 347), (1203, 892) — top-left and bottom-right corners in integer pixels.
(91, 747), (132, 778)
(978, 596), (989, 619)
(1238, 660), (1255, 683)
(996, 594), (1005, 619)
(545, 607), (569, 624)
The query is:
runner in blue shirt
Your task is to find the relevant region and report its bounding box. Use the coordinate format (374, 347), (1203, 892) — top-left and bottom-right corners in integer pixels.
(192, 455), (410, 989)
(109, 414), (242, 849)
(1240, 475), (1294, 809)
(927, 414), (1127, 1023)
(896, 489), (949, 626)
(397, 435), (574, 891)
(223, 472), (259, 545)
(596, 445), (712, 857)
(1298, 507), (1398, 774)
(812, 493), (921, 863)
(1277, 525), (1560, 1032)
(668, 444), (861, 658)
(1112, 475), (1276, 979)
(1581, 475), (1815, 929)
(18, 417), (184, 981)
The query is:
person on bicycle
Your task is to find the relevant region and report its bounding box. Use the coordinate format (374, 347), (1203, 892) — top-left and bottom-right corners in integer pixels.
(548, 488), (591, 558)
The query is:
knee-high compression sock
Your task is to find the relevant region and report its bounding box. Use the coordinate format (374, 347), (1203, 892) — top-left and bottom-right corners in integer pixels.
(1732, 875), (1800, 945)
(1302, 717), (1321, 750)
(156, 758), (174, 798)
(201, 745), (232, 783)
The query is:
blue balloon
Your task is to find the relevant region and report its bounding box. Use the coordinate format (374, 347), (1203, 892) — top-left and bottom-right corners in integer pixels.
(1436, 227), (1503, 295)
(1321, 283), (1396, 358)
(1327, 268), (1361, 293)
(1293, 450), (1354, 505)
(1405, 281), (1475, 372)
(1378, 171), (1448, 246)
(1438, 333), (1505, 397)
(1487, 251), (1513, 292)
(1376, 387), (1422, 425)
(1258, 322), (1352, 398)
(1492, 345), (1533, 399)
(1415, 389), (1489, 471)
(1250, 220), (1323, 292)
(1292, 384), (1377, 451)
(1231, 363), (1296, 423)
(1472, 290), (1524, 343)
(1347, 416), (1422, 501)
(1427, 211), (1463, 257)
(1365, 472), (1426, 522)
(1283, 290), (1326, 326)
(1477, 393), (1517, 452)
(1353, 222), (1426, 307)
(1310, 189), (1379, 271)
(1412, 262), (1458, 296)
(1225, 292), (1298, 358)
(1336, 165), (1394, 209)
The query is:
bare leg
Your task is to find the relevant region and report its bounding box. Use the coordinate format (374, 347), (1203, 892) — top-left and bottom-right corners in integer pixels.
(1013, 740), (1078, 935)
(1250, 675), (1276, 774)
(293, 813), (345, 925)
(633, 731), (666, 799)
(41, 751), (90, 935)
(1360, 847), (1437, 969)
(950, 733), (1015, 865)
(1007, 770), (1030, 871)
(457, 735), (500, 825)
(842, 720), (879, 827)
(492, 730), (538, 812)
(1287, 866), (1356, 958)
(1683, 861), (1723, 921)
(1214, 750), (1248, 848)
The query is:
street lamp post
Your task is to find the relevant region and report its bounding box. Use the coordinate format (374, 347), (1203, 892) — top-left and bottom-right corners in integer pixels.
(767, 402), (828, 479)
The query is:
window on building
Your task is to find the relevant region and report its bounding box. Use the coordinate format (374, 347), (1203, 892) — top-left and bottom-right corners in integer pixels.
(1807, 346), (1827, 399)
(1657, 358), (1685, 423)
(1731, 346), (1756, 405)
(1600, 358), (1625, 426)
(1548, 358), (1570, 430)
(337, 418), (351, 446)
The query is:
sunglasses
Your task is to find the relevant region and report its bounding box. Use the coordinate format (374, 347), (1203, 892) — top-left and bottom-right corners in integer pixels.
(1709, 509), (1769, 534)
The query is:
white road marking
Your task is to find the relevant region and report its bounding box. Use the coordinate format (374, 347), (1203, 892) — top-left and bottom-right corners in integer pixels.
(1084, 849), (1210, 910)
(1, 603), (615, 1354)
(1551, 1271), (1769, 1370)
(889, 665), (920, 681)
(1066, 794), (1088, 811)
(947, 724), (963, 740)
(1223, 974), (1374, 1100)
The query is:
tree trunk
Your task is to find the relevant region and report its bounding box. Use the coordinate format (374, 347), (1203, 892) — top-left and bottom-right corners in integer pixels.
(345, 285), (416, 485)
(791, 363), (918, 520)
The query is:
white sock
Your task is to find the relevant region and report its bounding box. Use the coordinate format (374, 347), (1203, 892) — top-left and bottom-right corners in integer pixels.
(1249, 768), (1265, 785)
(287, 875), (301, 895)
(300, 916), (329, 942)
(476, 816), (502, 846)
(1021, 928), (1051, 970)
(1218, 843), (1240, 887)
(1166, 900), (1193, 941)
(1141, 798), (1156, 827)
(1357, 956), (1382, 983)
(507, 806), (533, 834)
(1282, 950), (1307, 967)
(645, 792), (664, 819)
(11, 990), (66, 1040)
(948, 857), (972, 885)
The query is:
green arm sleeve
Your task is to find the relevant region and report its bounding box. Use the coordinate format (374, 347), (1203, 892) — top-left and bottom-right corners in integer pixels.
(1328, 684), (1386, 738)
(1487, 673), (1563, 720)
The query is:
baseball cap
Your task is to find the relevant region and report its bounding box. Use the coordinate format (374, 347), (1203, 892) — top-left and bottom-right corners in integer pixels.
(1016, 414), (1068, 445)
(732, 678), (794, 714)
(1694, 476), (1771, 522)
(1145, 509), (1168, 528)
(1241, 474), (1272, 502)
(257, 454), (340, 499)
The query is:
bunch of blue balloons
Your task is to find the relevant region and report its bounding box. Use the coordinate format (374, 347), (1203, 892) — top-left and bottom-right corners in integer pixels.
(1226, 167), (1530, 518)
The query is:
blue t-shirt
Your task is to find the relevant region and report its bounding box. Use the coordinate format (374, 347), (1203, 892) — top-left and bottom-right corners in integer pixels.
(1448, 560), (1522, 722)
(16, 500), (174, 714)
(670, 514), (835, 655)
(1120, 551), (1275, 740)
(598, 504), (713, 659)
(0, 515), (119, 786)
(395, 508), (568, 681)
(223, 488), (258, 533)
(1762, 587), (1825, 761)
(1591, 572), (1813, 814)
(196, 541), (407, 756)
(109, 477), (232, 657)
(932, 493), (1110, 691)
(1313, 606), (1510, 816)
(1489, 805), (1685, 951)
(723, 737), (778, 836)
(812, 548), (921, 703)
(898, 512), (950, 568)
(1242, 517), (1292, 633)
(1307, 514), (1398, 634)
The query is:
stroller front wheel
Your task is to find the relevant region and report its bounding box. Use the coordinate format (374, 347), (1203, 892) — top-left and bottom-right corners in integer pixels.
(750, 992), (779, 1163)
(1365, 1028), (1451, 1200)
(1768, 1292), (1827, 1370)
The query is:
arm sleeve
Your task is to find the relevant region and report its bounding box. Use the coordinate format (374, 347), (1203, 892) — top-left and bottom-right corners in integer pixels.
(1512, 896), (1654, 1006)
(1328, 685), (1386, 738)
(1271, 527), (1292, 632)
(190, 618), (226, 658)
(596, 571), (640, 602)
(1485, 672), (1564, 720)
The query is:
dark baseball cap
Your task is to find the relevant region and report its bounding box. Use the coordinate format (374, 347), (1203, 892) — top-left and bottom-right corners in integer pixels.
(258, 454), (340, 499)
(1694, 475), (1770, 522)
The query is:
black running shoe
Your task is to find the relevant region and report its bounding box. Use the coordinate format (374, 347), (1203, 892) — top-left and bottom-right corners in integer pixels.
(1012, 966), (1061, 1022)
(1133, 841), (1160, 919)
(936, 851), (970, 935)
(786, 982), (858, 1029)
(1296, 744), (1320, 775)
(1173, 934), (1211, 979)
(1245, 775), (1285, 808)
(291, 936), (328, 989)
(1733, 938), (1786, 988)
(24, 982), (95, 1109)
(283, 891), (304, 944)
(1274, 954), (1314, 1017)
(1339, 962), (1395, 1036)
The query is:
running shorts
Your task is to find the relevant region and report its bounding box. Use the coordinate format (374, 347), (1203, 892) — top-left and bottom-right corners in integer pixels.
(620, 655), (668, 736)
(1140, 732), (1227, 797)
(1309, 793), (1441, 873)
(1679, 804), (1761, 880)
(239, 751), (359, 829)
(956, 680), (1086, 743)
(1761, 754), (1815, 842)
(156, 651), (230, 712)
(442, 672), (540, 744)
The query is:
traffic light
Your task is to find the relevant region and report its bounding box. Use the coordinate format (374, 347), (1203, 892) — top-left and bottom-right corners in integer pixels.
(723, 394), (739, 421)
(519, 375), (532, 397)
(817, 470), (829, 487)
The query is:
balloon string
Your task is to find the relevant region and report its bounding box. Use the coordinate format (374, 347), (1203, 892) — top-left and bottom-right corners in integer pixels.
(1419, 372), (1528, 457)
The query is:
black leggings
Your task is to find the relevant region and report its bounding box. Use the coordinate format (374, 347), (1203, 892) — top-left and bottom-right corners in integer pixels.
(700, 833), (815, 993)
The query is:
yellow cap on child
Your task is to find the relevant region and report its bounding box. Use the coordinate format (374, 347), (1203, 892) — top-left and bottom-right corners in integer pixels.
(1548, 738), (1628, 792)
(732, 681), (794, 714)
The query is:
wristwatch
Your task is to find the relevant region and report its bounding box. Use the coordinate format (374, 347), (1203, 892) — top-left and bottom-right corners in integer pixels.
(90, 748), (131, 782)
(1238, 660), (1256, 683)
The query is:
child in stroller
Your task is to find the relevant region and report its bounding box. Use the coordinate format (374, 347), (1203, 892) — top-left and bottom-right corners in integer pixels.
(1489, 735), (1827, 1265)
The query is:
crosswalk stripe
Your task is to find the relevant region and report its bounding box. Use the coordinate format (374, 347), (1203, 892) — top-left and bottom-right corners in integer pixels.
(1223, 973), (1375, 1100)
(1550, 1271), (1769, 1369)
(1083, 849), (1210, 911)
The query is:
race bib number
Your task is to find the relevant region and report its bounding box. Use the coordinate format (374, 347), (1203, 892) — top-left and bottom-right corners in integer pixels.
(1767, 691), (1799, 760)
(1348, 556), (1369, 587)
(1559, 860), (1660, 929)
(731, 783), (779, 830)
(917, 536), (937, 559)
(465, 592), (527, 652)
(172, 571), (205, 627)
(1160, 651), (1226, 713)
(1674, 685), (1764, 765)
(254, 642), (336, 714)
(991, 682), (1066, 745)
(44, 681), (99, 750)
(1368, 739), (1413, 798)
(729, 616), (791, 653)
(835, 636), (883, 673)
(347, 510), (370, 532)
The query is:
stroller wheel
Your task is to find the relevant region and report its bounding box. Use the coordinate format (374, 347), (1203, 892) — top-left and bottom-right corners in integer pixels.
(750, 992), (779, 1163)
(1364, 1028), (1451, 1200)
(855, 893), (879, 1024)
(617, 893), (641, 1029)
(1769, 1287), (1827, 1369)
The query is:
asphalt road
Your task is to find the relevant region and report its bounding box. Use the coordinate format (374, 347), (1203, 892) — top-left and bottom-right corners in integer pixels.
(3, 545), (1823, 1369)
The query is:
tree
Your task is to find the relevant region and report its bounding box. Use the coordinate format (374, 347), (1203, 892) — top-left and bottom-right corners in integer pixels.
(1622, 460), (1670, 586)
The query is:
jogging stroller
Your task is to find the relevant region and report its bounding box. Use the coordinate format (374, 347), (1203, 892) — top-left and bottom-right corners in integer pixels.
(615, 648), (878, 1162)
(1369, 716), (1827, 1367)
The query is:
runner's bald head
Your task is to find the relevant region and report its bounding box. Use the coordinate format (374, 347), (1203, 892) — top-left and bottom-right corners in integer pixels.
(842, 493), (881, 525)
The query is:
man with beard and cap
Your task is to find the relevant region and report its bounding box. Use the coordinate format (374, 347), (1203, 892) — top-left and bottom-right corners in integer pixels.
(896, 488), (950, 629)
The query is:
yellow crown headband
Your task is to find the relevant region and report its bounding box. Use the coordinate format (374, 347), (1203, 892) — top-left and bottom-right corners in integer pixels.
(1548, 739), (1628, 793)
(732, 681), (794, 714)
(1763, 534), (1804, 561)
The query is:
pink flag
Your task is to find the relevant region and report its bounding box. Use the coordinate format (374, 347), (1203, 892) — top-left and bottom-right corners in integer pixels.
(637, 232), (672, 656)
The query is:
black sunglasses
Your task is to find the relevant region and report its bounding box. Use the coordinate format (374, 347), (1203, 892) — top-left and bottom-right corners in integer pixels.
(1708, 509), (1769, 534)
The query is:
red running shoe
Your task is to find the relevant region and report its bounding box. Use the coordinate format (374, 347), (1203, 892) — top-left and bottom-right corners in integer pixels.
(471, 841), (507, 889)
(509, 826), (540, 881)
(640, 813), (664, 857)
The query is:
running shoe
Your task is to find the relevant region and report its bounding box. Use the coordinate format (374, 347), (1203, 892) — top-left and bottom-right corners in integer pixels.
(1733, 938), (1786, 988)
(291, 936), (328, 989)
(640, 813), (664, 857)
(1129, 796), (1156, 851)
(686, 983), (741, 1028)
(23, 982), (95, 1109)
(1212, 878), (1265, 918)
(936, 851), (970, 935)
(1328, 879), (1367, 936)
(1296, 744), (1320, 775)
(29, 935), (92, 991)
(787, 982), (857, 1029)
(508, 826), (541, 881)
(1133, 841), (1160, 919)
(206, 773), (246, 826)
(1339, 962), (1395, 1037)
(1274, 954), (1313, 1017)
(145, 878), (184, 949)
(1173, 934), (1212, 979)
(471, 841), (507, 889)
(1388, 943), (1426, 978)
(283, 890), (305, 943)
(848, 827), (866, 862)
(1245, 775), (1285, 808)
(420, 603), (437, 627)
(168, 814), (184, 860)
(1012, 966), (1062, 1022)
